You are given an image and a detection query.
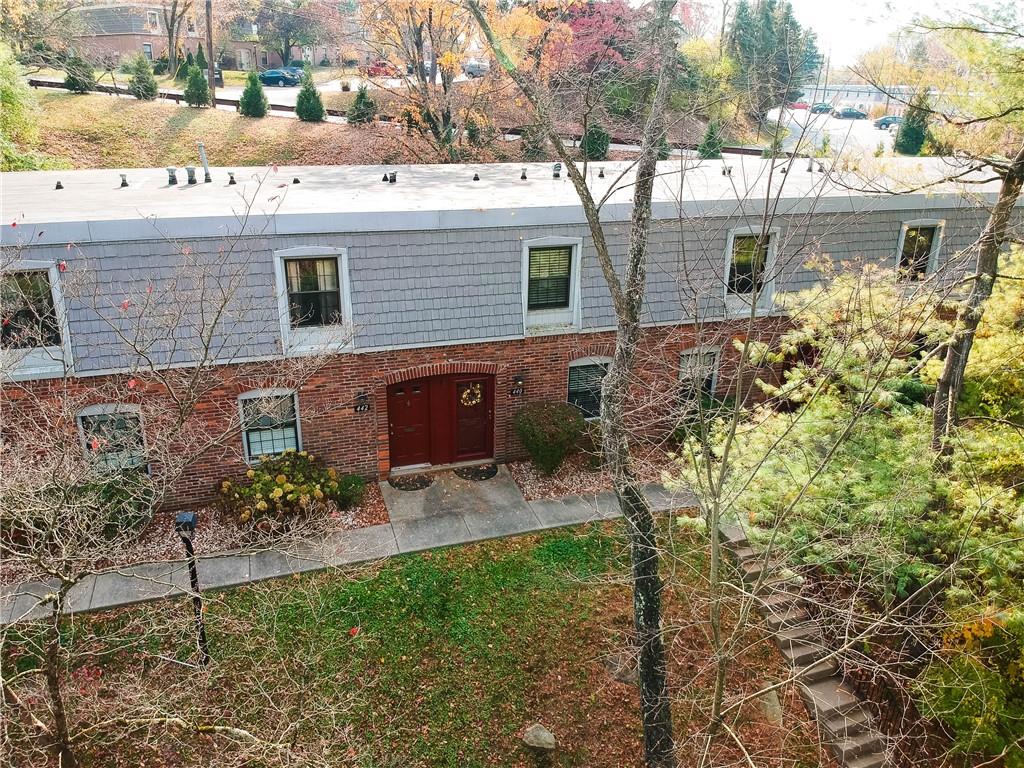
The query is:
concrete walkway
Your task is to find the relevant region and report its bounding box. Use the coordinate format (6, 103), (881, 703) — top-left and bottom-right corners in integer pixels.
(0, 468), (693, 626)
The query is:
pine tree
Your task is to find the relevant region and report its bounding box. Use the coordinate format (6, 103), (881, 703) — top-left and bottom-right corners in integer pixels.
(346, 85), (376, 124)
(183, 64), (210, 107)
(128, 54), (158, 101)
(239, 71), (269, 117)
(520, 124), (547, 161)
(185, 50), (195, 69)
(195, 42), (208, 72)
(697, 121), (724, 159)
(63, 55), (96, 93)
(295, 72), (324, 122)
(894, 93), (930, 156)
(580, 123), (610, 161)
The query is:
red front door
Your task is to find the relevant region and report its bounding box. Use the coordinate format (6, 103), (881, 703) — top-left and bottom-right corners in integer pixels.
(454, 376), (493, 460)
(387, 379), (431, 467)
(387, 374), (495, 470)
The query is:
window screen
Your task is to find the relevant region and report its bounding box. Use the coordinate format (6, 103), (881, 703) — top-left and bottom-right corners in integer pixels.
(1, 271), (61, 350)
(286, 258), (341, 328)
(728, 235), (768, 296)
(528, 246), (572, 310)
(568, 362), (608, 419)
(80, 411), (146, 470)
(899, 226), (936, 281)
(241, 394), (299, 460)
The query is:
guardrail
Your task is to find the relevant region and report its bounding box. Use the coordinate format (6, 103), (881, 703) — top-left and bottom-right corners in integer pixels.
(27, 77), (770, 157)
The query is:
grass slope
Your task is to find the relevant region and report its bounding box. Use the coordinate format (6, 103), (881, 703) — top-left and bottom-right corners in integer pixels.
(4, 525), (827, 767)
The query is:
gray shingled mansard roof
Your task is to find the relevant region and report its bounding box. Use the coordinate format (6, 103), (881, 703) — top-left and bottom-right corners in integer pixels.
(0, 158), (1008, 248)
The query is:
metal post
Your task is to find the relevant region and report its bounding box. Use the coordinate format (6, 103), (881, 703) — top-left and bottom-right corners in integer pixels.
(175, 512), (209, 666)
(182, 535), (210, 666)
(205, 0), (216, 103)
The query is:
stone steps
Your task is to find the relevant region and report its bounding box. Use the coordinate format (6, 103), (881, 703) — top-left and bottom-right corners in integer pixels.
(717, 521), (891, 767)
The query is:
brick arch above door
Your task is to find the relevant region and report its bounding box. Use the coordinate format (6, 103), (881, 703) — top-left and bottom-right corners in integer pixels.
(383, 361), (501, 386)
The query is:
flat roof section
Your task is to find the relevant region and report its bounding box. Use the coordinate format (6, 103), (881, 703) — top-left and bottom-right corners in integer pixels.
(0, 157), (1005, 246)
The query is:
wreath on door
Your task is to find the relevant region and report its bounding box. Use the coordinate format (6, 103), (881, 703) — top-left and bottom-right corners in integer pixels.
(460, 382), (483, 407)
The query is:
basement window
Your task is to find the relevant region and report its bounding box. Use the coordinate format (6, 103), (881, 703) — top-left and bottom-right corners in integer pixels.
(239, 391), (301, 463)
(568, 358), (610, 420)
(78, 406), (146, 471)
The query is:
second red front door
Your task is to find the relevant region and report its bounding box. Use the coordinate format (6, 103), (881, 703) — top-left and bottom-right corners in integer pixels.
(387, 374), (494, 470)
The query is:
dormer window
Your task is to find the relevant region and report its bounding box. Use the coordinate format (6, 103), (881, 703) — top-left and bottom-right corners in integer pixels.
(898, 222), (942, 282)
(1, 270), (61, 350)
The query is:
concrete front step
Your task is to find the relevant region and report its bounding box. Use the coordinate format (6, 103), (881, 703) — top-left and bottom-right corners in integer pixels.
(775, 623), (822, 644)
(843, 750), (886, 768)
(822, 706), (874, 740)
(756, 589), (804, 612)
(798, 678), (861, 718)
(831, 729), (884, 763)
(729, 545), (757, 563)
(718, 523), (749, 548)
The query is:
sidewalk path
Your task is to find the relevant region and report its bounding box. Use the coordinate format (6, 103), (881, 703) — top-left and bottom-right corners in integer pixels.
(0, 468), (694, 626)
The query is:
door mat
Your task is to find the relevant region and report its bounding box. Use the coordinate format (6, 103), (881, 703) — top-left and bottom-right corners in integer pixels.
(388, 474), (433, 491)
(453, 463), (498, 482)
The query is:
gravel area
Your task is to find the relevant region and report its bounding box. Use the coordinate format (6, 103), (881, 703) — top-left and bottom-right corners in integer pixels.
(0, 483), (390, 587)
(508, 448), (672, 501)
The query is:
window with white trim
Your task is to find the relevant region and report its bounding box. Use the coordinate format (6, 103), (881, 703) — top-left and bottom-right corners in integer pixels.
(568, 358), (610, 419)
(1, 270), (61, 350)
(78, 406), (146, 471)
(147, 10), (159, 27)
(728, 235), (769, 296)
(522, 237), (582, 330)
(142, 43), (153, 60)
(679, 349), (719, 400)
(240, 392), (300, 462)
(898, 223), (941, 282)
(274, 248), (350, 355)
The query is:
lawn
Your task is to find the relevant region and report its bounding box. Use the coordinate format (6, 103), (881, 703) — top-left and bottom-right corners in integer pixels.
(2, 523), (827, 767)
(22, 93), (524, 169)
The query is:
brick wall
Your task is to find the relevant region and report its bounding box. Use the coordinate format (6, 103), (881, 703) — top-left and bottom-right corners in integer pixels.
(2, 319), (785, 511)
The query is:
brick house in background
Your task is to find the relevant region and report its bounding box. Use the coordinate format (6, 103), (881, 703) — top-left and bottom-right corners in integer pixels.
(0, 159), (1005, 509)
(70, 2), (348, 68)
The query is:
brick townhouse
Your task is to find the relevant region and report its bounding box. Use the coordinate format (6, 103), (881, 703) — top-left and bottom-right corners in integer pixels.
(0, 158), (1004, 507)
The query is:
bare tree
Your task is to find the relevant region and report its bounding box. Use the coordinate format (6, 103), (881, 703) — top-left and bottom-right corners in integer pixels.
(162, 0), (194, 74)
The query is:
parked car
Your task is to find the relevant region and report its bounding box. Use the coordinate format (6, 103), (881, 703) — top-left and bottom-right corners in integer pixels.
(833, 107), (868, 120)
(361, 59), (399, 78)
(810, 102), (833, 114)
(258, 69), (301, 87)
(785, 101), (809, 110)
(873, 115), (903, 129)
(462, 58), (490, 78)
(282, 66), (306, 79)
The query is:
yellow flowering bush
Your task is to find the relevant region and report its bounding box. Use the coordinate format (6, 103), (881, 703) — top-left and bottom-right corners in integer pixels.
(217, 450), (365, 531)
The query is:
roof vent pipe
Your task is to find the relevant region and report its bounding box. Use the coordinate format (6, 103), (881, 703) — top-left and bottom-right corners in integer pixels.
(167, 167), (178, 186)
(228, 171), (236, 185)
(472, 172), (479, 181)
(55, 181), (64, 190)
(185, 166), (197, 185)
(292, 177), (300, 184)
(553, 162), (561, 179)
(382, 172), (389, 182)
(388, 172), (397, 184)
(120, 173), (128, 187)
(806, 157), (815, 172)
(598, 167), (605, 178)
(520, 167), (527, 180)
(197, 141), (211, 182)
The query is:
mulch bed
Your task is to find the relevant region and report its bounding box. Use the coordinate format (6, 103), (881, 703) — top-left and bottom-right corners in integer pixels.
(0, 483), (390, 588)
(508, 447), (673, 501)
(453, 462), (499, 481)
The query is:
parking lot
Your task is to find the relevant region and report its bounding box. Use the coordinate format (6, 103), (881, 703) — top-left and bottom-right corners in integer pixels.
(770, 106), (897, 155)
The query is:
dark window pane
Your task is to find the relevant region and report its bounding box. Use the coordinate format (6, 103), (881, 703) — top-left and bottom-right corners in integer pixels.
(680, 351), (718, 399)
(528, 246), (572, 310)
(81, 412), (145, 470)
(568, 363), (608, 418)
(728, 235), (768, 296)
(285, 258), (342, 327)
(242, 395), (299, 460)
(899, 226), (936, 281)
(1, 271), (61, 350)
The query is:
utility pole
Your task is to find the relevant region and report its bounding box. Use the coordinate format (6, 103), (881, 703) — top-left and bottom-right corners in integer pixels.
(205, 0), (216, 103)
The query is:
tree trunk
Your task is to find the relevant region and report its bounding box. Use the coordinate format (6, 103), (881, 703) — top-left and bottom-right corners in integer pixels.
(931, 142), (1024, 457)
(42, 603), (78, 768)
